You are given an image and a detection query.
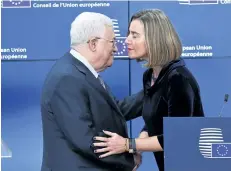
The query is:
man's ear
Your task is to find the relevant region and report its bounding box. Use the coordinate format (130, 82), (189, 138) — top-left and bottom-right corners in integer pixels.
(88, 38), (97, 52)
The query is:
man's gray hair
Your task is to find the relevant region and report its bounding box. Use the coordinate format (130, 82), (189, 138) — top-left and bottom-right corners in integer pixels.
(70, 12), (113, 46)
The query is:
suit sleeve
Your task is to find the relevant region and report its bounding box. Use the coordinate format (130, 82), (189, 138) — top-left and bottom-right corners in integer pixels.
(117, 90), (144, 121)
(50, 75), (99, 161)
(157, 74), (195, 149)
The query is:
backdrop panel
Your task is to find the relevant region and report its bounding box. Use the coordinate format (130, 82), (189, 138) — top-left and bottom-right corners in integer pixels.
(1, 0), (129, 60)
(129, 1), (231, 58)
(1, 59), (130, 171)
(1, 61), (55, 171)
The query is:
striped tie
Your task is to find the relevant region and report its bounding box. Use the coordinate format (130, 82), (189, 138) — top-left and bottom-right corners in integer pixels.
(97, 75), (106, 89)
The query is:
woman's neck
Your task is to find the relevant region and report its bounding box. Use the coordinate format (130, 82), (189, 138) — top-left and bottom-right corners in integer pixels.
(152, 66), (162, 78)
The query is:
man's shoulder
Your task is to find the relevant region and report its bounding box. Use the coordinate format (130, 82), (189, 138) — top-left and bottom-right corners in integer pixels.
(49, 52), (84, 78)
(41, 55), (86, 94)
(41, 72), (87, 104)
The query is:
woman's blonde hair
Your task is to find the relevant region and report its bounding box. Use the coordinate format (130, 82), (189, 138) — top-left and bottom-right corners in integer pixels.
(130, 9), (182, 68)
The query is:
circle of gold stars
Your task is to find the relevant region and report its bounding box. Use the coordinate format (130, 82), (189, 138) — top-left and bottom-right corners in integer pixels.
(10, 0), (23, 5)
(116, 39), (126, 55)
(217, 144), (228, 157)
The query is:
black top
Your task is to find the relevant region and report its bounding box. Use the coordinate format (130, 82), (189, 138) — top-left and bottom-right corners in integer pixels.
(142, 58), (204, 171)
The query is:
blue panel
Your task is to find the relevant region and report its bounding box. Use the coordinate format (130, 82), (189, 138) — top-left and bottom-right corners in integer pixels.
(1, 1), (128, 60)
(1, 59), (129, 171)
(130, 58), (231, 170)
(129, 1), (231, 58)
(185, 58), (231, 117)
(1, 61), (55, 171)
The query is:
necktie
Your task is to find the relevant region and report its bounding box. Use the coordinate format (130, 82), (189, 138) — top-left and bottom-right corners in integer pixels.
(97, 75), (106, 89)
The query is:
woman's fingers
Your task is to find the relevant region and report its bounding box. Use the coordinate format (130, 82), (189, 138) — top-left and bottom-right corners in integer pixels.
(93, 142), (107, 147)
(94, 147), (110, 153)
(94, 136), (108, 142)
(103, 130), (116, 136)
(99, 151), (114, 158)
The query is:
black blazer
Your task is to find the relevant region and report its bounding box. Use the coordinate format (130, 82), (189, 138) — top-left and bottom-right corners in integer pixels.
(40, 52), (143, 171)
(142, 58), (204, 171)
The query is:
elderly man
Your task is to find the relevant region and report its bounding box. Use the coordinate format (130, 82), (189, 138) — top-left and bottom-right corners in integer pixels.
(40, 12), (143, 171)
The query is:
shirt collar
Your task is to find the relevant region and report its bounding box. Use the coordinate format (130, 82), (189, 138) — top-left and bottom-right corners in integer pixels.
(70, 49), (98, 78)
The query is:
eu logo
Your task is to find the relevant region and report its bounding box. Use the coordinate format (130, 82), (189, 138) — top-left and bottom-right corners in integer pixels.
(2, 0), (31, 8)
(199, 128), (231, 159)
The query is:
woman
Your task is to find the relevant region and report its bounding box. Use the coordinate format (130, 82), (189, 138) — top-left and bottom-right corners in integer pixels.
(93, 9), (204, 171)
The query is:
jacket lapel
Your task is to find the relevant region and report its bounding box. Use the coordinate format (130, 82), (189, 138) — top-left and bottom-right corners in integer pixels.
(85, 72), (124, 117)
(67, 52), (123, 117)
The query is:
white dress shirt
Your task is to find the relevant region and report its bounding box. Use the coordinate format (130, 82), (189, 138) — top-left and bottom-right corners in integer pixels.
(70, 49), (98, 78)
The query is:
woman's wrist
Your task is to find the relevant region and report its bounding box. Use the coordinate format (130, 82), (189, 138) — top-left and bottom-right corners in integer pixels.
(124, 138), (137, 153)
(125, 138), (129, 152)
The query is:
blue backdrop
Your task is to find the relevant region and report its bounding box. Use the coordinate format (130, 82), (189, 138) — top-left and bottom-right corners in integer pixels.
(1, 1), (231, 171)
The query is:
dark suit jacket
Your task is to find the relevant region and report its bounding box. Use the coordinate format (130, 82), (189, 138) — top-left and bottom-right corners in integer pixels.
(141, 58), (204, 171)
(40, 52), (143, 171)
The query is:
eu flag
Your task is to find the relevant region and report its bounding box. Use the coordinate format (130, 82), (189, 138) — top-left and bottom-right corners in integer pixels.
(211, 143), (231, 158)
(114, 37), (128, 58)
(2, 0), (31, 8)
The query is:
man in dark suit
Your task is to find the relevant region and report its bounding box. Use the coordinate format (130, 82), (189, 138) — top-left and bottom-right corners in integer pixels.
(40, 12), (143, 171)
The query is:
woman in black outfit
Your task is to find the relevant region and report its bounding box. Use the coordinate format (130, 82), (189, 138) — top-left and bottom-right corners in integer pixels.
(93, 9), (205, 171)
